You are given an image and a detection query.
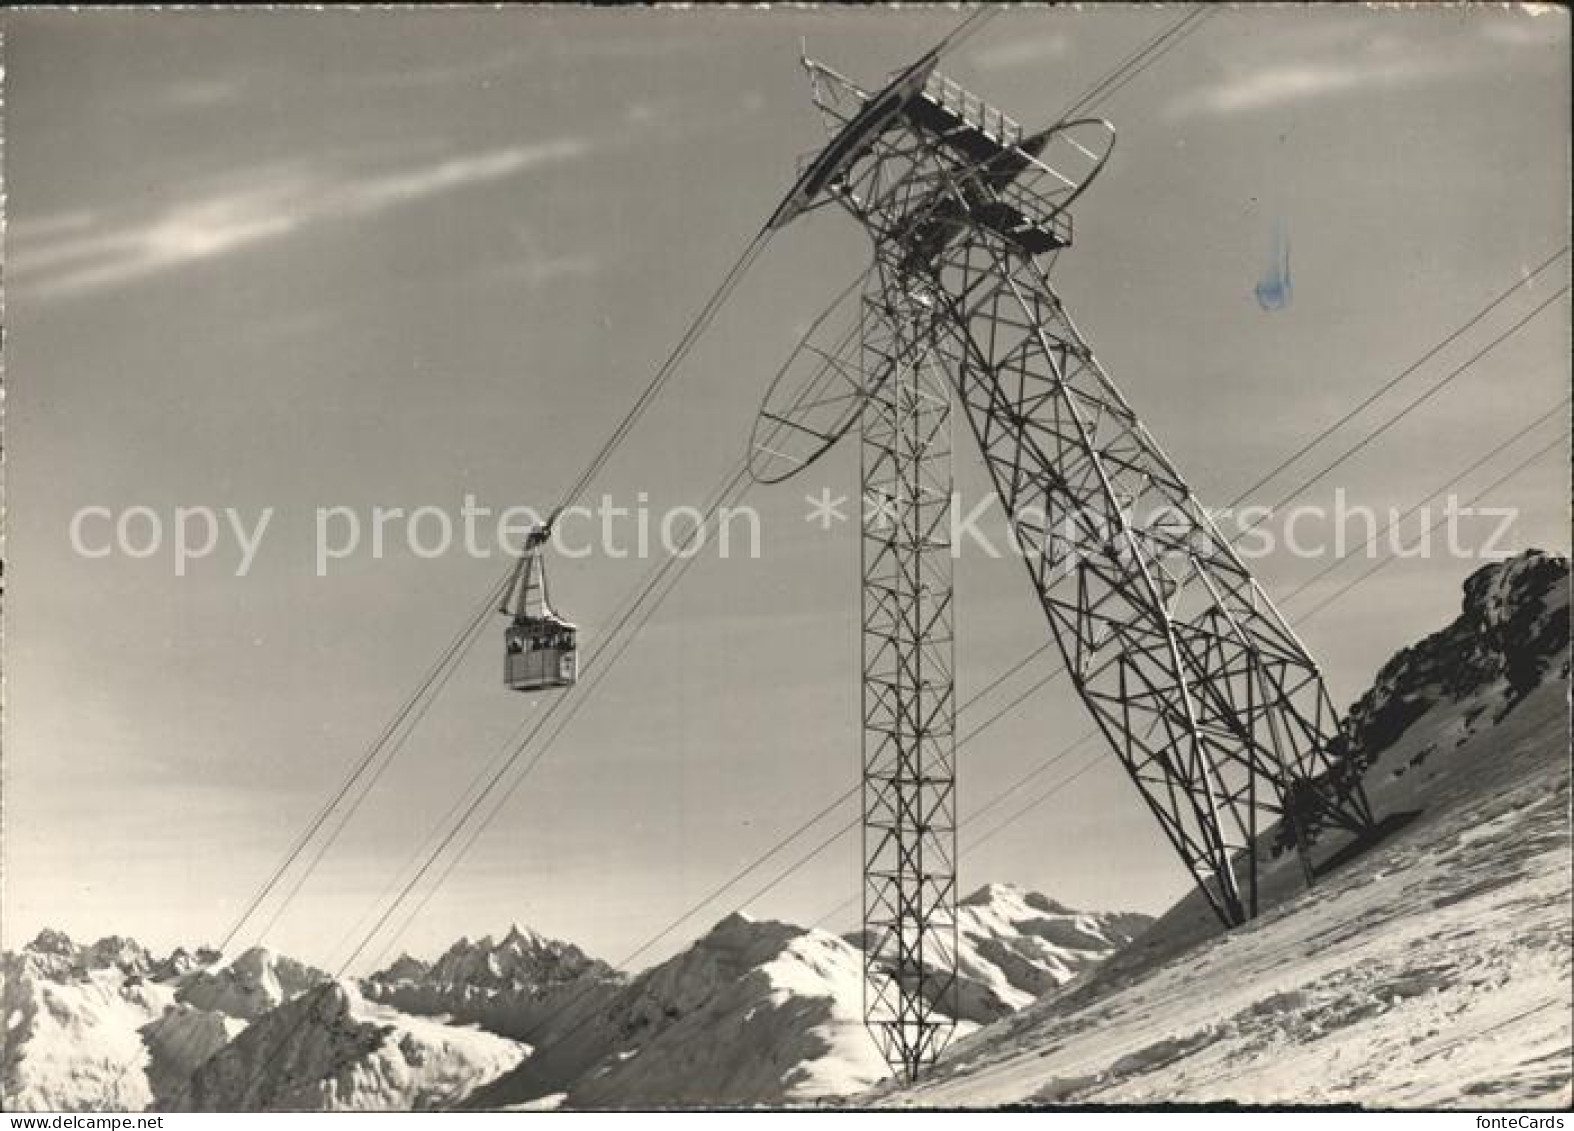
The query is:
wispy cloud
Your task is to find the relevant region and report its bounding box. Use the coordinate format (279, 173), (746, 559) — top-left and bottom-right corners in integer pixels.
(144, 34), (707, 115)
(11, 139), (589, 303)
(1166, 56), (1460, 119)
(1165, 14), (1561, 121)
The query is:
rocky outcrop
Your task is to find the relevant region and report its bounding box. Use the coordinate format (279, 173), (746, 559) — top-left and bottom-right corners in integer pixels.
(362, 925), (620, 1045)
(1341, 550), (1569, 763)
(176, 946), (329, 1020)
(170, 982), (527, 1111)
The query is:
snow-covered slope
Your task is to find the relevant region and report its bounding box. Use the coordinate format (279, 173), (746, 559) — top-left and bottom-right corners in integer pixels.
(170, 982), (528, 1111)
(877, 551), (1572, 1108)
(1, 949), (175, 1111)
(141, 1002), (245, 1104)
(468, 913), (894, 1109)
(362, 924), (620, 1046)
(3, 936), (347, 1111)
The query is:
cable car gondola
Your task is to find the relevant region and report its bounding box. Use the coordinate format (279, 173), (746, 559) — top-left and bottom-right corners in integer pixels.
(501, 523), (577, 693)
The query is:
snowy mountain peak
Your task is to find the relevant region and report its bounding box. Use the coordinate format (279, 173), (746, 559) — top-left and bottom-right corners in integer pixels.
(378, 953), (430, 983)
(960, 881), (1070, 915)
(175, 945), (327, 1020)
(961, 880), (1019, 905)
(855, 885), (1154, 1024)
(1463, 548), (1565, 627)
(362, 923), (623, 1050)
(154, 948), (197, 980)
(411, 923), (609, 995)
(83, 936), (154, 974)
(226, 945), (324, 988)
(501, 922), (540, 945)
(12, 928), (159, 979)
(712, 909), (756, 928)
(679, 913), (818, 982)
(228, 945), (274, 969)
(28, 927), (77, 956)
(699, 909), (781, 943)
(15, 929), (82, 979)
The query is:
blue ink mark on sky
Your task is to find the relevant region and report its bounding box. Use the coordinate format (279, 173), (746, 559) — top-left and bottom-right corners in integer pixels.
(1255, 220), (1292, 312)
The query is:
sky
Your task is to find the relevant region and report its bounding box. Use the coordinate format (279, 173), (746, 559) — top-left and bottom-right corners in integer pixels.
(2, 5), (1568, 973)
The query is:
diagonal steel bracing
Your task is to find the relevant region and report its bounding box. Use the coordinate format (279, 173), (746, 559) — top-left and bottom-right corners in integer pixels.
(773, 54), (1375, 1080)
(928, 239), (1372, 925)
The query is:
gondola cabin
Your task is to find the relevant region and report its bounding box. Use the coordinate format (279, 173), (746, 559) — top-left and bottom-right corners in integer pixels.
(504, 614), (578, 692)
(501, 522), (578, 693)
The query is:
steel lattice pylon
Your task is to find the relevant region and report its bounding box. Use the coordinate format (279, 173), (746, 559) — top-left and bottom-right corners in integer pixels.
(754, 50), (1375, 1079)
(859, 259), (959, 1082)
